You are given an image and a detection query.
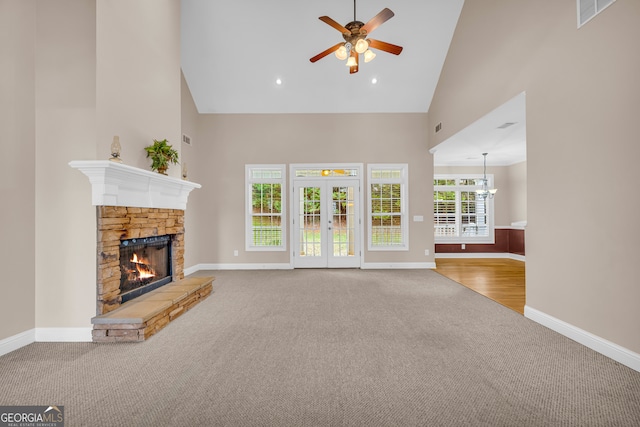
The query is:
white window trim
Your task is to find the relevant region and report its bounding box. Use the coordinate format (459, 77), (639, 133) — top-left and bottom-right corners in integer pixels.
(368, 163), (409, 251)
(434, 174), (495, 245)
(245, 164), (286, 251)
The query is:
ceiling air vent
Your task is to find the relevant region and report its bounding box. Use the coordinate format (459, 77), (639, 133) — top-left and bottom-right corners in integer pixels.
(497, 122), (516, 129)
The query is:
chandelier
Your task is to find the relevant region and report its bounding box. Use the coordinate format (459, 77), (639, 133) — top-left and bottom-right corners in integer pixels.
(476, 153), (498, 199)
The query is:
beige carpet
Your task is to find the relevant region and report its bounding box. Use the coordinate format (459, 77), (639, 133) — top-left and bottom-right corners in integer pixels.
(1, 269), (639, 426)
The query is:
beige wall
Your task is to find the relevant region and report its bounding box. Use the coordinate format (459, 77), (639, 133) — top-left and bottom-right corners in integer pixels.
(31, 0), (180, 331)
(185, 113), (433, 267)
(0, 0), (36, 341)
(97, 0), (182, 177)
(507, 161), (526, 223)
(429, 1), (640, 353)
(34, 0), (97, 329)
(181, 72), (200, 269)
(1, 0), (190, 338)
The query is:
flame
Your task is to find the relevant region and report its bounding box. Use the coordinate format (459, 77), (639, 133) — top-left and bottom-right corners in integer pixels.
(136, 264), (155, 279)
(129, 253), (155, 280)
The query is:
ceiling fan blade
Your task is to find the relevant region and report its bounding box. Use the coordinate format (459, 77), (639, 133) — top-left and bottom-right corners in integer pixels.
(310, 42), (344, 63)
(361, 8), (394, 34)
(319, 16), (349, 34)
(368, 39), (403, 55)
(350, 51), (359, 74)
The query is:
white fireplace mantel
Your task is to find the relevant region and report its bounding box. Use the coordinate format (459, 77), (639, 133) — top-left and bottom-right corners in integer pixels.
(69, 160), (201, 210)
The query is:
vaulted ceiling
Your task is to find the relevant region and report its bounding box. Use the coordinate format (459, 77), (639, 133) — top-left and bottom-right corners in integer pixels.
(180, 1), (526, 166)
(181, 0), (465, 114)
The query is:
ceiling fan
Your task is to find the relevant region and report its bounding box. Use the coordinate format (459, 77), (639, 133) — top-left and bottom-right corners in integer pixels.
(309, 0), (403, 74)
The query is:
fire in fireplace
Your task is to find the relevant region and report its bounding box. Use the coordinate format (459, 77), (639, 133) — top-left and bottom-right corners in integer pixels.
(119, 235), (172, 303)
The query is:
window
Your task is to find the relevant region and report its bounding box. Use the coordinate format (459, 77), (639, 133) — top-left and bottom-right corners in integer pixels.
(434, 175), (495, 244)
(246, 165), (286, 251)
(294, 168), (359, 178)
(368, 164), (408, 250)
(578, 0), (616, 27)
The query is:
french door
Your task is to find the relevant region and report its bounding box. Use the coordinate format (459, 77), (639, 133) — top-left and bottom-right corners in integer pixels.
(293, 179), (360, 268)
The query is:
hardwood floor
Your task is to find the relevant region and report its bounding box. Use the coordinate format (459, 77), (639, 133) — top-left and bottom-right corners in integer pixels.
(434, 258), (526, 314)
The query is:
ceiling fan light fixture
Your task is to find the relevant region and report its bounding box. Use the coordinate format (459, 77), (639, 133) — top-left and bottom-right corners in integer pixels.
(355, 38), (369, 54)
(310, 3), (402, 74)
(364, 49), (376, 63)
(335, 45), (348, 60)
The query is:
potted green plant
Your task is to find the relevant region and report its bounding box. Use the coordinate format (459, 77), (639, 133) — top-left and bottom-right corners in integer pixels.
(144, 139), (179, 175)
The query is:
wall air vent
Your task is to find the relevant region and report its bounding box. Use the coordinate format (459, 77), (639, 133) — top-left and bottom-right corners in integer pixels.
(435, 122), (442, 133)
(578, 0), (616, 27)
(182, 134), (192, 146)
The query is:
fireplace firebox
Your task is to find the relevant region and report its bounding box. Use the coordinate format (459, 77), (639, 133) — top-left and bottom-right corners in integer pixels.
(119, 235), (172, 303)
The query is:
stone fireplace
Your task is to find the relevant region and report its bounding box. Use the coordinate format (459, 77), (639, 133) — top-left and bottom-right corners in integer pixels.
(69, 160), (202, 315)
(97, 205), (185, 314)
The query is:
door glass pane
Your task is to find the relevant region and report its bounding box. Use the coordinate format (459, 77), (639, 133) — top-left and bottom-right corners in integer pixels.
(299, 187), (321, 257)
(332, 186), (355, 257)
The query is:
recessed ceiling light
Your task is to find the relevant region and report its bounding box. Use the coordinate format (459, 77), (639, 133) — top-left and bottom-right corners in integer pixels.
(276, 78), (282, 85)
(371, 78), (378, 84)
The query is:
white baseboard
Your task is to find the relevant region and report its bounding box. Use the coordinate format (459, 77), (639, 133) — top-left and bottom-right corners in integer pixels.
(35, 327), (92, 342)
(525, 306), (640, 373)
(186, 263), (293, 273)
(435, 252), (525, 262)
(0, 329), (36, 357)
(186, 262), (436, 272)
(184, 264), (200, 276)
(1, 328), (94, 356)
(362, 262), (436, 269)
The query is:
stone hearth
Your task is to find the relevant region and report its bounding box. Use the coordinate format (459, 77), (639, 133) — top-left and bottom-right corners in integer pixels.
(91, 276), (213, 342)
